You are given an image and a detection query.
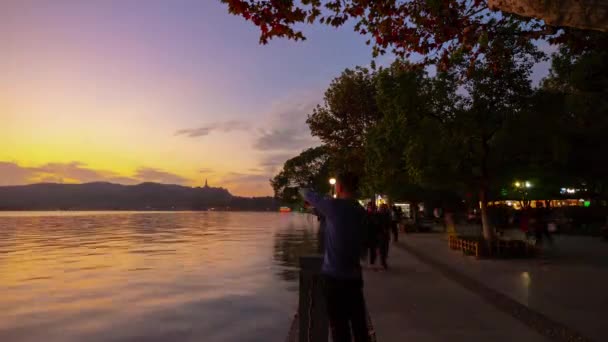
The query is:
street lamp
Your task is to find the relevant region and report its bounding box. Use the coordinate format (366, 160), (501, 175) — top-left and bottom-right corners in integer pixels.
(329, 177), (337, 198)
(514, 180), (532, 188)
(514, 180), (532, 208)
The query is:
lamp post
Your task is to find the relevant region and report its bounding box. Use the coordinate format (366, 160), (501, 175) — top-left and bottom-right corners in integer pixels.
(329, 178), (336, 198)
(514, 180), (532, 189)
(514, 180), (532, 208)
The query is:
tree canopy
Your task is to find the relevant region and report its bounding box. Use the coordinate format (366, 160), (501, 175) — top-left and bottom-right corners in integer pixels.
(250, 3), (608, 236)
(539, 32), (608, 197)
(222, 0), (556, 73)
(307, 67), (380, 177)
(270, 146), (331, 204)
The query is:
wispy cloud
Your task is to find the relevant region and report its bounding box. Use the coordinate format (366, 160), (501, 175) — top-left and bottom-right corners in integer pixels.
(0, 162), (38, 186)
(259, 153), (294, 173)
(198, 90), (324, 195)
(33, 162), (113, 183)
(252, 91), (320, 152)
(222, 172), (270, 183)
(254, 128), (318, 151)
(133, 167), (188, 185)
(175, 120), (250, 138)
(0, 161), (189, 186)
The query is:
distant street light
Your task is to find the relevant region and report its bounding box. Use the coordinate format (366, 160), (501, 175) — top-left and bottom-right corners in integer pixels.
(514, 181), (521, 188)
(329, 178), (336, 185)
(525, 181), (532, 188)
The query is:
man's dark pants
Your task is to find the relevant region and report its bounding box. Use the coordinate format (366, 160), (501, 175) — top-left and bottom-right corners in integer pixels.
(391, 222), (399, 242)
(322, 275), (370, 342)
(368, 238), (378, 265)
(379, 237), (389, 269)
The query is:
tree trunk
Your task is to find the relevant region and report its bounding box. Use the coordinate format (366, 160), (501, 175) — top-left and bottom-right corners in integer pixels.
(479, 185), (494, 240)
(480, 137), (495, 241)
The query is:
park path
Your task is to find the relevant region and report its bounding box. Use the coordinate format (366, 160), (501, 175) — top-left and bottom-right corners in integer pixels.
(363, 242), (549, 342)
(398, 233), (607, 341)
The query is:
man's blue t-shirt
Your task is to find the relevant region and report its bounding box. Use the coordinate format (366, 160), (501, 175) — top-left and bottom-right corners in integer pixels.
(301, 189), (367, 279)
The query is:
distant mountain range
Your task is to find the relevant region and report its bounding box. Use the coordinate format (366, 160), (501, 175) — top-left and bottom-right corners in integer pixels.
(0, 182), (279, 211)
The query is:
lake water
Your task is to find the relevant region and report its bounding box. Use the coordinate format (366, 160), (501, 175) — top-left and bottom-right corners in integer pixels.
(0, 212), (320, 342)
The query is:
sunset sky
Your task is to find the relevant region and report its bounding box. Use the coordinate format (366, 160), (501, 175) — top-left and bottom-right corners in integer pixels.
(0, 1), (553, 196)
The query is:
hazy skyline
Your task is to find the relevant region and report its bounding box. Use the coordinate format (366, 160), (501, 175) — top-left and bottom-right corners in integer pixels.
(0, 1), (552, 196)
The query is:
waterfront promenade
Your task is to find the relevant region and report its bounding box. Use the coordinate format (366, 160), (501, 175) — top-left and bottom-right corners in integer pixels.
(364, 244), (548, 342)
(363, 233), (607, 342)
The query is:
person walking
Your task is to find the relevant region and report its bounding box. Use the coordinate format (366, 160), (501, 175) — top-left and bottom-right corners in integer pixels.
(390, 205), (401, 242)
(300, 172), (370, 342)
(377, 204), (392, 270)
(366, 202), (379, 267)
(534, 207), (554, 247)
(520, 208), (531, 240)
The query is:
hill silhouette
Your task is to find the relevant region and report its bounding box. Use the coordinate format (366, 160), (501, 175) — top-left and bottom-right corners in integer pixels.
(0, 182), (278, 211)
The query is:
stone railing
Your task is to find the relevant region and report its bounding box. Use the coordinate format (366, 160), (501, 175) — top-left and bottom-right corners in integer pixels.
(285, 255), (328, 342)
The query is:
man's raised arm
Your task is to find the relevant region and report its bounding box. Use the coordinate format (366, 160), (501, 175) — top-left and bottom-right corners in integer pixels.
(299, 188), (332, 217)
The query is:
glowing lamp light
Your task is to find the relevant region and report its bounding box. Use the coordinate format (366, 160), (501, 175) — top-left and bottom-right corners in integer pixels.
(525, 181), (532, 188)
(514, 181), (521, 188)
(329, 178), (336, 185)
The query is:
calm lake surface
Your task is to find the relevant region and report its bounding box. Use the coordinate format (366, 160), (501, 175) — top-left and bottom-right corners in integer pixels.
(0, 212), (320, 342)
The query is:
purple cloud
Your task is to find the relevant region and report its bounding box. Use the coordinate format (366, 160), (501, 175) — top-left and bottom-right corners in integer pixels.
(222, 172), (270, 183)
(0, 162), (37, 186)
(0, 162), (189, 186)
(252, 92), (320, 152)
(133, 167), (189, 185)
(175, 120), (250, 138)
(33, 162), (111, 183)
(254, 128), (318, 151)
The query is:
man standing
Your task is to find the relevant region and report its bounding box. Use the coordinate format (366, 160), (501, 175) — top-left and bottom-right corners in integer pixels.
(300, 172), (370, 342)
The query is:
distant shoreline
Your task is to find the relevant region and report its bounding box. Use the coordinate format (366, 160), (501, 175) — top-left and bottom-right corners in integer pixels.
(0, 209), (279, 212)
(0, 182), (279, 212)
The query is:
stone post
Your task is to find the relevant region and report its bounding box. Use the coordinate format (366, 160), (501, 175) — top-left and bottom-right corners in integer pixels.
(298, 255), (328, 342)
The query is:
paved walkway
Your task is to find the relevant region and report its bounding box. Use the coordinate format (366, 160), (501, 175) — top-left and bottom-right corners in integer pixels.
(397, 233), (608, 341)
(363, 244), (549, 342)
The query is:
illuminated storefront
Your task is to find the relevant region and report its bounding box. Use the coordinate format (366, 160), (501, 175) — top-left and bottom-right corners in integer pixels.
(487, 199), (591, 210)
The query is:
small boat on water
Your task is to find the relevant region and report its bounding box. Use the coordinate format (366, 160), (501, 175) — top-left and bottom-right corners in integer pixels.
(279, 206), (292, 213)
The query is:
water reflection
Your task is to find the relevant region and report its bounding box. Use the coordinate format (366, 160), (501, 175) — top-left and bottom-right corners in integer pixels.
(0, 211), (319, 342)
(272, 216), (319, 284)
